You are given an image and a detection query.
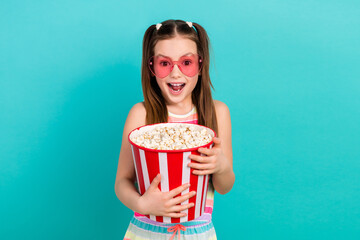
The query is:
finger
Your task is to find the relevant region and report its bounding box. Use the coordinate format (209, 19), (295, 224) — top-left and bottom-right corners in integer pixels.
(164, 212), (187, 218)
(170, 191), (196, 205)
(169, 202), (195, 213)
(189, 154), (208, 163)
(198, 147), (215, 156)
(168, 183), (190, 198)
(189, 163), (214, 170)
(149, 173), (161, 190)
(192, 170), (214, 175)
(212, 137), (221, 146)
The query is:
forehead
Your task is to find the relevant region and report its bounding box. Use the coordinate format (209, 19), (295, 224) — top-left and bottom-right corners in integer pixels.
(154, 36), (197, 58)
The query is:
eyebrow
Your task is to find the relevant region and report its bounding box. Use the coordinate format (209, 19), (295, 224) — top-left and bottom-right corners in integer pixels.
(156, 52), (195, 58)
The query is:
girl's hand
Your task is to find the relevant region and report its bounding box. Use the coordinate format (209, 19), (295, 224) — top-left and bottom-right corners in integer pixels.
(137, 174), (196, 218)
(188, 137), (225, 175)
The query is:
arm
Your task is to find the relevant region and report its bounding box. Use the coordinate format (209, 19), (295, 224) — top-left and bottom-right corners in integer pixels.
(188, 100), (235, 194)
(114, 102), (147, 213)
(212, 100), (235, 194)
(114, 103), (195, 217)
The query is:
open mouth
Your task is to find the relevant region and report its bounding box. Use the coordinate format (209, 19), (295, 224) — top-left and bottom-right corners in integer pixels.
(167, 83), (185, 95)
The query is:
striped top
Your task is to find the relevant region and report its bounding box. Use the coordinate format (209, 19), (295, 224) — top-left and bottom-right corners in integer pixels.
(168, 106), (198, 124)
(133, 106), (215, 223)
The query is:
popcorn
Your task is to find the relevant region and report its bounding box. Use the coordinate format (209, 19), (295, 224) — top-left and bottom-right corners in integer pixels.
(130, 123), (213, 150)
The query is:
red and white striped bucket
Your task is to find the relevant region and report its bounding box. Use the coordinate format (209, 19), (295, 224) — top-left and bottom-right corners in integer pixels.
(128, 123), (215, 223)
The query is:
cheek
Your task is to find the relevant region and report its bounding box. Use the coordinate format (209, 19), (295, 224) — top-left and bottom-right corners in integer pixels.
(155, 78), (167, 88)
(188, 76), (199, 89)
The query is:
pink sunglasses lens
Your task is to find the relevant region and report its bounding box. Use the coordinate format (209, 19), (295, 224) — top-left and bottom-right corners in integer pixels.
(153, 56), (173, 78)
(150, 55), (201, 78)
(178, 55), (200, 77)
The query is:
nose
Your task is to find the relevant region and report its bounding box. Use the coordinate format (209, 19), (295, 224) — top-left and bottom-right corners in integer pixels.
(169, 64), (182, 78)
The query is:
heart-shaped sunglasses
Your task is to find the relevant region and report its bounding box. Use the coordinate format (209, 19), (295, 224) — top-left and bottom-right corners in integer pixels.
(149, 54), (202, 78)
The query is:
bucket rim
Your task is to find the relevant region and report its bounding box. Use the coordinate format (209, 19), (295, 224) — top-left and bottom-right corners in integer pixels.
(128, 122), (216, 153)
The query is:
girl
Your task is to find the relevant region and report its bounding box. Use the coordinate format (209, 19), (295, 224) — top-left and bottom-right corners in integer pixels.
(115, 19), (235, 240)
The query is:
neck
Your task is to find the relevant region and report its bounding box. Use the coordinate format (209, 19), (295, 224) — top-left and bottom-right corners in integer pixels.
(167, 101), (194, 115)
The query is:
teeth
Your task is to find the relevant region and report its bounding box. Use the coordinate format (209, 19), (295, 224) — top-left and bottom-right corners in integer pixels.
(169, 83), (185, 86)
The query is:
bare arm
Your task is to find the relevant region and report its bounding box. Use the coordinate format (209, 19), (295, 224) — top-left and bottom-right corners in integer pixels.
(114, 102), (147, 213)
(114, 103), (195, 217)
(211, 100), (235, 194)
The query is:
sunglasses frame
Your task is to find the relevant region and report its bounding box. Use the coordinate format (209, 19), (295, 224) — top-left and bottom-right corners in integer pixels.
(148, 54), (203, 78)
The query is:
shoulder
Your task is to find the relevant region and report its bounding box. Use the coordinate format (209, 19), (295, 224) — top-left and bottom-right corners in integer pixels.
(124, 102), (146, 131)
(128, 102), (146, 118)
(213, 100), (231, 137)
(213, 100), (230, 118)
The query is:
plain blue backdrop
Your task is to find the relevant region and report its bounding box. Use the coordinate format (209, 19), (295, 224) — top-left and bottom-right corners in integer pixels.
(1, 0), (359, 239)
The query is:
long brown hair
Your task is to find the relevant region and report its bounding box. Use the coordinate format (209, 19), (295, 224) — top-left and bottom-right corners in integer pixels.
(141, 19), (218, 134)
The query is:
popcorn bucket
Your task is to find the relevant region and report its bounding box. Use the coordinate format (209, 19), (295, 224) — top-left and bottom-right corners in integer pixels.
(128, 123), (215, 223)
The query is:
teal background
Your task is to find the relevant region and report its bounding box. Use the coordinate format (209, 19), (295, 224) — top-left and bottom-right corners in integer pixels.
(1, 0), (359, 239)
